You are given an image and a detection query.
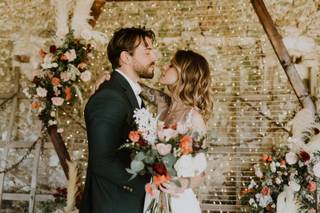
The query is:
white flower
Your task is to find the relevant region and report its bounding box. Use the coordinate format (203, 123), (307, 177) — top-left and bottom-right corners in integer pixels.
(289, 181), (301, 192)
(80, 29), (92, 40)
(285, 152), (298, 165)
(249, 198), (256, 206)
(36, 87), (48, 97)
(41, 54), (54, 69)
(133, 108), (158, 144)
(174, 154), (195, 177)
(50, 111), (56, 117)
(60, 72), (71, 82)
(22, 88), (32, 98)
(270, 161), (276, 173)
(254, 164), (263, 178)
(48, 119), (57, 126)
(275, 177), (282, 185)
(80, 70), (92, 82)
(248, 179), (257, 189)
(57, 128), (64, 133)
(64, 49), (77, 62)
(258, 194), (273, 208)
(313, 162), (320, 177)
(177, 121), (189, 134)
(51, 97), (64, 106)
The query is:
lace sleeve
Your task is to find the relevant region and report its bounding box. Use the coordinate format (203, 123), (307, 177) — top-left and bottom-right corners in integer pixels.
(139, 84), (171, 112)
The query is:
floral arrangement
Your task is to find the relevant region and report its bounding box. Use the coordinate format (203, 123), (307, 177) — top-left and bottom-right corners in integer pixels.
(122, 108), (208, 212)
(241, 108), (320, 213)
(23, 0), (107, 128)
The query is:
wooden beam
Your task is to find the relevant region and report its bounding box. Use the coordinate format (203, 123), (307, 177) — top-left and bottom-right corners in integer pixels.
(48, 0), (107, 180)
(48, 126), (71, 179)
(89, 0), (107, 27)
(250, 0), (315, 112)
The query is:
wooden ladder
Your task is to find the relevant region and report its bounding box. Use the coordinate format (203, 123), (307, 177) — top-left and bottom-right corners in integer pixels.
(0, 70), (52, 212)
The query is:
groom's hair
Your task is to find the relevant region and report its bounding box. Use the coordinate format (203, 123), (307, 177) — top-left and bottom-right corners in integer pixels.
(107, 27), (155, 69)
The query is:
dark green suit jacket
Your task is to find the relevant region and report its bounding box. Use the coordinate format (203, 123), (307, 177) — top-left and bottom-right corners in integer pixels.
(79, 71), (149, 213)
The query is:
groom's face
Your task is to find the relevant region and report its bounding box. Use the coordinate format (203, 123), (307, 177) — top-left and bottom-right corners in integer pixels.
(131, 37), (156, 79)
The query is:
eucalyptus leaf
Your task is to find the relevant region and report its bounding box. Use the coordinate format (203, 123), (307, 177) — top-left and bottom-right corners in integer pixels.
(130, 160), (145, 172)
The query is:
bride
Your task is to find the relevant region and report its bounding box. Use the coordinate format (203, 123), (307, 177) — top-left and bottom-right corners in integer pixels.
(94, 50), (213, 213)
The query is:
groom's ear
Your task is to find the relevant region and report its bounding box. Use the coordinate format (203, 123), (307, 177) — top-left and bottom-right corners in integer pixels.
(119, 51), (132, 66)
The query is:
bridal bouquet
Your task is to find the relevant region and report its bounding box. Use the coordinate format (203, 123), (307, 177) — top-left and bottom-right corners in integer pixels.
(121, 108), (208, 212)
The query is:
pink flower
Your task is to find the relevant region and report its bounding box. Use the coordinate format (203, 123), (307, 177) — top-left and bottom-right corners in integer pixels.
(156, 143), (172, 156)
(313, 162), (320, 178)
(261, 186), (270, 196)
(145, 183), (156, 197)
(307, 181), (316, 192)
(60, 72), (71, 82)
(80, 70), (92, 82)
(157, 128), (178, 142)
(64, 49), (77, 62)
(36, 87), (48, 97)
(285, 152), (298, 165)
(51, 97), (64, 106)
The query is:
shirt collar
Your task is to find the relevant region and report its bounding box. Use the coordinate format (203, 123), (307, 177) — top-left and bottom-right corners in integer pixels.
(115, 69), (142, 96)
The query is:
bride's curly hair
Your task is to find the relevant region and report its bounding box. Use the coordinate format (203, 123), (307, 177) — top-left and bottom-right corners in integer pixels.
(169, 50), (213, 122)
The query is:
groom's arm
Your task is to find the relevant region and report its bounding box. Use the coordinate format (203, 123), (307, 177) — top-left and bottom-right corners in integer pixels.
(85, 89), (147, 193)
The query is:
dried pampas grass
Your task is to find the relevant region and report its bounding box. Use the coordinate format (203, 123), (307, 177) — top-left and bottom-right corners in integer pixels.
(64, 160), (80, 213)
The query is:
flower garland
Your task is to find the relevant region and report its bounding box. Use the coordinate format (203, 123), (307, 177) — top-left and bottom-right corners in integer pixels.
(27, 32), (92, 128)
(241, 108), (320, 213)
(24, 0), (107, 128)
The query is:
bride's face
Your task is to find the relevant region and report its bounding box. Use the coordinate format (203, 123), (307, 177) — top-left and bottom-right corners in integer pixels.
(159, 62), (178, 85)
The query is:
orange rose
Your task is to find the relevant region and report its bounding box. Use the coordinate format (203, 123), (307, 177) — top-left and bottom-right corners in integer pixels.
(171, 122), (177, 130)
(241, 188), (252, 195)
(280, 160), (286, 166)
(77, 62), (87, 70)
(261, 154), (269, 162)
(129, 131), (140, 142)
(60, 54), (68, 61)
(31, 101), (40, 109)
(52, 77), (61, 86)
(267, 156), (272, 162)
(179, 135), (193, 155)
(38, 49), (47, 58)
(145, 183), (156, 197)
(65, 87), (72, 101)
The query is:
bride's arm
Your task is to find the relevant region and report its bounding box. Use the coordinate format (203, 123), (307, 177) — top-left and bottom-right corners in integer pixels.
(139, 83), (171, 112)
(159, 173), (206, 195)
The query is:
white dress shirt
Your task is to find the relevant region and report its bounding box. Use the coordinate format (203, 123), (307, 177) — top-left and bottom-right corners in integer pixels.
(115, 69), (142, 107)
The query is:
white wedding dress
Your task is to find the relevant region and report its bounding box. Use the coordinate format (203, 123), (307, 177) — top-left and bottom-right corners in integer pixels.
(144, 110), (207, 213)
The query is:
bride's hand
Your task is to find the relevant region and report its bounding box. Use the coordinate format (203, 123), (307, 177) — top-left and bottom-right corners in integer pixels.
(159, 178), (190, 197)
(91, 71), (111, 95)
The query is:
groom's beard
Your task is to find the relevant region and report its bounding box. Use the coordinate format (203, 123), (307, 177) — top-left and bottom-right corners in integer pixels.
(134, 62), (155, 79)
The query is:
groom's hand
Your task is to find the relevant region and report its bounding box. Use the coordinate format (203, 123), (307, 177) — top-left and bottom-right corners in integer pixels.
(91, 71), (111, 95)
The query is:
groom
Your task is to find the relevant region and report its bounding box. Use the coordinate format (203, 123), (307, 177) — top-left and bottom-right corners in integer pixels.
(80, 27), (157, 213)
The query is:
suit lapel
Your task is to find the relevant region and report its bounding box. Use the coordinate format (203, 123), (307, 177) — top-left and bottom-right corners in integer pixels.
(111, 71), (140, 110)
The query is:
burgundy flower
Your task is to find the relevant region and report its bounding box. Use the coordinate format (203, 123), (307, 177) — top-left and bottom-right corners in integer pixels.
(137, 138), (148, 147)
(300, 150), (310, 162)
(152, 163), (167, 176)
(49, 45), (57, 54)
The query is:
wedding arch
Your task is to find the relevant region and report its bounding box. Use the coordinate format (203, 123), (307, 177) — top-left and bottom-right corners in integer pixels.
(0, 0), (317, 212)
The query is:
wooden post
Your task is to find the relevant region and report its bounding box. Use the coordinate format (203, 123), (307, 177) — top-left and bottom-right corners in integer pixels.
(250, 0), (315, 112)
(48, 0), (107, 179)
